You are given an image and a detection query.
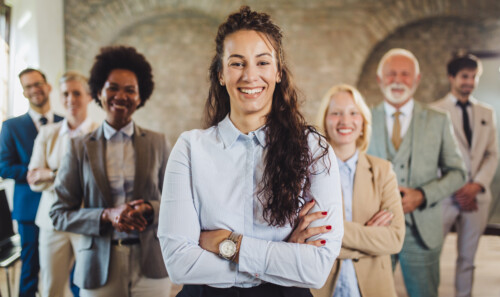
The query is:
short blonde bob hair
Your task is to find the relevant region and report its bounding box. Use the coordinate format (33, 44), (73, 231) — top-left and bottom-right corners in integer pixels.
(316, 84), (372, 152)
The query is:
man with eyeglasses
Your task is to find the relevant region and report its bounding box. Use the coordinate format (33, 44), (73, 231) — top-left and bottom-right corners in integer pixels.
(0, 68), (63, 297)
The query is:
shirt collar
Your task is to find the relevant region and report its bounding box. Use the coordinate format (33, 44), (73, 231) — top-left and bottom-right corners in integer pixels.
(383, 98), (414, 117)
(59, 117), (93, 136)
(103, 120), (134, 140)
(218, 115), (267, 148)
(28, 108), (54, 123)
(448, 93), (474, 107)
(337, 150), (359, 173)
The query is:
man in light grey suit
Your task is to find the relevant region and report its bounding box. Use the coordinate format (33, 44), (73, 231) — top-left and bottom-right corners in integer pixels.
(432, 54), (498, 297)
(367, 48), (467, 297)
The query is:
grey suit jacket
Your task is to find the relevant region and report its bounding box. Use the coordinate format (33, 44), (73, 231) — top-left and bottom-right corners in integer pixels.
(368, 100), (466, 249)
(432, 94), (498, 204)
(50, 123), (170, 289)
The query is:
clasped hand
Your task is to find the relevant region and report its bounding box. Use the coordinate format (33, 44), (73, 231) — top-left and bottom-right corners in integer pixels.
(101, 199), (152, 233)
(27, 168), (54, 185)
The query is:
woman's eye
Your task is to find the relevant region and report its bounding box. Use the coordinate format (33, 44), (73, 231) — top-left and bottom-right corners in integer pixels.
(258, 61), (270, 66)
(230, 62), (244, 67)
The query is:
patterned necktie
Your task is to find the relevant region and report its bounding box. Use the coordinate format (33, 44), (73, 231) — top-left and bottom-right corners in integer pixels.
(39, 116), (48, 126)
(392, 111), (402, 150)
(457, 101), (472, 147)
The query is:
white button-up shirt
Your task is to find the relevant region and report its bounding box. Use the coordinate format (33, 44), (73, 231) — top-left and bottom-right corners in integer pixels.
(159, 115), (343, 288)
(103, 120), (137, 239)
(384, 99), (414, 139)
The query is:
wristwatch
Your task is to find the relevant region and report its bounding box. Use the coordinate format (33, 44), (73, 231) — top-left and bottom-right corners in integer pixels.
(218, 232), (241, 261)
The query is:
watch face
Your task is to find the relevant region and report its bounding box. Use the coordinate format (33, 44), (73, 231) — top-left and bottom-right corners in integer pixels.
(219, 239), (237, 258)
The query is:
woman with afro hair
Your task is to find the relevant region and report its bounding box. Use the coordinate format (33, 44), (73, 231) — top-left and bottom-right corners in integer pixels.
(50, 46), (171, 296)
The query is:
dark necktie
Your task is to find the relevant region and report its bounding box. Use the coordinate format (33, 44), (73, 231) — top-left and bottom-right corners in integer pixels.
(39, 116), (48, 126)
(457, 101), (472, 147)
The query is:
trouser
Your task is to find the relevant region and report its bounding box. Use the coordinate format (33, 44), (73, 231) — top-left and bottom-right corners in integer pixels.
(79, 244), (171, 297)
(39, 228), (80, 297)
(392, 224), (442, 297)
(18, 221), (40, 297)
(178, 283), (313, 297)
(442, 196), (490, 297)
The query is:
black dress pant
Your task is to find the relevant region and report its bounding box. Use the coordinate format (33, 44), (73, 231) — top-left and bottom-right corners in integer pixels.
(177, 283), (313, 297)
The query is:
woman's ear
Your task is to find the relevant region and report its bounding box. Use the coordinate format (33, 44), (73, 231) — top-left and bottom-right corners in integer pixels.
(218, 73), (225, 86)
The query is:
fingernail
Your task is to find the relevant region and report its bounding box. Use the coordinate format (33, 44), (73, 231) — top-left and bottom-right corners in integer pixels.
(326, 225), (332, 230)
(321, 240), (326, 245)
(322, 211), (327, 215)
(310, 199), (315, 203)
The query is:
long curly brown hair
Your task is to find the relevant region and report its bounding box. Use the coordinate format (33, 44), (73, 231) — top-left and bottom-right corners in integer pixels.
(204, 6), (330, 227)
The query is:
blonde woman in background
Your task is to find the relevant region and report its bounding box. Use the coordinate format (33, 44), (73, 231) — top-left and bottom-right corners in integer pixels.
(28, 71), (99, 297)
(311, 84), (405, 297)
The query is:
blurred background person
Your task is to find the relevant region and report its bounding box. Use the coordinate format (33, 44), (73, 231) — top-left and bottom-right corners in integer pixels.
(368, 48), (466, 297)
(312, 84), (405, 297)
(50, 46), (170, 297)
(432, 54), (498, 297)
(0, 68), (64, 297)
(28, 71), (98, 297)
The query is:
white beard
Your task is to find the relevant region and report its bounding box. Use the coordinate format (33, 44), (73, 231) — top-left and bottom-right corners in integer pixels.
(381, 83), (416, 104)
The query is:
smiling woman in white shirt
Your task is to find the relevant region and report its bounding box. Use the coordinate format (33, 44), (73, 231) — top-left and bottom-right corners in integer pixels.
(158, 6), (343, 297)
(28, 71), (99, 297)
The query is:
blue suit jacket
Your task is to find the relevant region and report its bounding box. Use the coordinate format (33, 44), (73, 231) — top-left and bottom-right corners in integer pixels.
(0, 112), (63, 222)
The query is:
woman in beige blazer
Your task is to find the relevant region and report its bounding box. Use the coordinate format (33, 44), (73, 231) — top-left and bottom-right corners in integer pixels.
(28, 71), (99, 297)
(311, 84), (405, 297)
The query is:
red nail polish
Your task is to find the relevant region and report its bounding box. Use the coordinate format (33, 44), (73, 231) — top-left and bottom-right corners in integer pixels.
(310, 199), (315, 203)
(322, 211), (327, 215)
(326, 225), (332, 230)
(321, 240), (326, 245)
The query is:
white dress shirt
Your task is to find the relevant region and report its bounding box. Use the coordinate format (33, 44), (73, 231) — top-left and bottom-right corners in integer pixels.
(334, 151), (361, 297)
(159, 115), (343, 288)
(28, 108), (55, 130)
(384, 99), (414, 139)
(102, 120), (137, 240)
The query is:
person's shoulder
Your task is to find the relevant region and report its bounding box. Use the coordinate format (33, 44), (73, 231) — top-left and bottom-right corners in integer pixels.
(471, 98), (495, 113)
(365, 153), (392, 171)
(178, 126), (217, 144)
(418, 101), (449, 118)
(2, 113), (29, 127)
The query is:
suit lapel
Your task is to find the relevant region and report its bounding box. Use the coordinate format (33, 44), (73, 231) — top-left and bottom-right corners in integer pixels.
(86, 126), (113, 207)
(21, 113), (38, 138)
(132, 125), (149, 199)
(410, 102), (427, 187)
(470, 98), (482, 152)
(371, 103), (388, 159)
(352, 153), (372, 222)
(444, 94), (468, 147)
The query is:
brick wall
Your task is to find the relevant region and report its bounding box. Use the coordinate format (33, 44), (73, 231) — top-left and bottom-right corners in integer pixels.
(64, 0), (500, 143)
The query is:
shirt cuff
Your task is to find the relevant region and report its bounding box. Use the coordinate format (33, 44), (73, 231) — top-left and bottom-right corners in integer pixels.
(238, 236), (269, 278)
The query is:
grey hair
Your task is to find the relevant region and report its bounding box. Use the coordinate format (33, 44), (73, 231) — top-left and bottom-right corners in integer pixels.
(376, 48), (420, 78)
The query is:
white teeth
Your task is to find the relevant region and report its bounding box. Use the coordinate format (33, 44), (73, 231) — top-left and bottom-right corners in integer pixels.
(338, 129), (352, 133)
(240, 88), (263, 94)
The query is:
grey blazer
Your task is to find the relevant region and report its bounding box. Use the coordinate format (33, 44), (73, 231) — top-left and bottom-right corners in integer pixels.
(50, 123), (170, 289)
(368, 101), (467, 249)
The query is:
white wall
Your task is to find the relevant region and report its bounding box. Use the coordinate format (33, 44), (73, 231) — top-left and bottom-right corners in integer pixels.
(6, 0), (65, 117)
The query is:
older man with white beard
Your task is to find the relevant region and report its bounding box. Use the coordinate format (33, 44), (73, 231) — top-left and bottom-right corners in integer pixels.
(367, 48), (466, 297)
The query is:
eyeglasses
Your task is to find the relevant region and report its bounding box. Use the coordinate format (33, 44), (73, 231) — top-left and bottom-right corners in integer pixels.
(23, 81), (46, 91)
